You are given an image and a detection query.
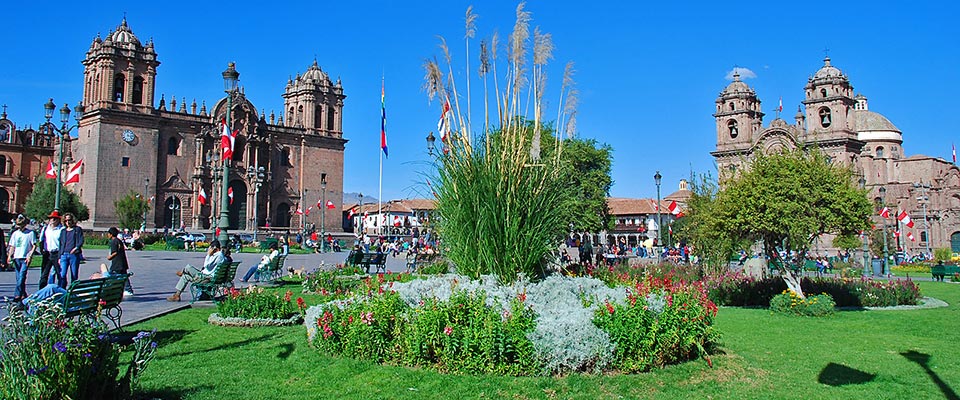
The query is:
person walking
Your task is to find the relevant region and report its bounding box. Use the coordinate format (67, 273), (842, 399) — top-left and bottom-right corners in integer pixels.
(38, 210), (64, 290)
(7, 215), (35, 302)
(54, 212), (84, 288)
(105, 227), (134, 296)
(167, 240), (226, 302)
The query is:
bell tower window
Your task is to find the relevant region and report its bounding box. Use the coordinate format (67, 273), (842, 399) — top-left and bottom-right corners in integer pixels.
(315, 106), (323, 129)
(876, 146), (884, 158)
(114, 74), (126, 102)
(820, 88), (828, 98)
(327, 108), (336, 131)
(132, 77), (144, 104)
(818, 107), (832, 128)
(727, 120), (738, 139)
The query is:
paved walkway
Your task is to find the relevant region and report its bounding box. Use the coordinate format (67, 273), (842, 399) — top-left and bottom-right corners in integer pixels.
(0, 248), (412, 328)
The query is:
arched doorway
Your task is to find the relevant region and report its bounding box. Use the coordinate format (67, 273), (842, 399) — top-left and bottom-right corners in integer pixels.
(164, 196), (182, 230)
(275, 203), (291, 228)
(228, 180), (247, 230)
(951, 232), (960, 254)
(0, 187), (10, 222)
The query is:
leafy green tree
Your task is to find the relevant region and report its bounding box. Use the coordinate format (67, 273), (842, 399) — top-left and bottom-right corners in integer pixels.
(832, 233), (863, 252)
(710, 150), (871, 296)
(23, 177), (90, 222)
(114, 191), (150, 231)
(675, 171), (748, 276)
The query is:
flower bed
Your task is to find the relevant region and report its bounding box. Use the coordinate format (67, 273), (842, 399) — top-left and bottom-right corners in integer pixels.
(214, 287), (306, 322)
(769, 290), (836, 317)
(208, 313), (303, 327)
(305, 274), (719, 375)
(702, 272), (922, 308)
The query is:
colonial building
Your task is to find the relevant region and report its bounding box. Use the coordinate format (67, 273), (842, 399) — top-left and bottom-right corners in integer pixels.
(64, 19), (346, 233)
(711, 57), (960, 253)
(343, 198), (437, 236)
(0, 110), (56, 221)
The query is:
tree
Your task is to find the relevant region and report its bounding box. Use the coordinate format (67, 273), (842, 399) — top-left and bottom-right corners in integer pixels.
(24, 178), (90, 222)
(675, 171), (748, 276)
(555, 135), (613, 233)
(710, 150), (872, 297)
(114, 191), (150, 231)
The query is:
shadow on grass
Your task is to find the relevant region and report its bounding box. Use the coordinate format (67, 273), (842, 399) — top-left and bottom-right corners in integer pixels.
(162, 333), (274, 358)
(901, 350), (960, 400)
(818, 362), (875, 386)
(276, 342), (295, 359)
(154, 329), (197, 347)
(139, 384), (215, 400)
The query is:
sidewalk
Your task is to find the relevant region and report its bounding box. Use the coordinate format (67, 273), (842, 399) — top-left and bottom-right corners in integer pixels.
(0, 248), (411, 328)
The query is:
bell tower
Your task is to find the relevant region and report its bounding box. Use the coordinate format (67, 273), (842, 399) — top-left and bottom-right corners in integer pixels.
(281, 60), (345, 137)
(81, 18), (159, 113)
(714, 71), (764, 154)
(801, 56), (856, 139)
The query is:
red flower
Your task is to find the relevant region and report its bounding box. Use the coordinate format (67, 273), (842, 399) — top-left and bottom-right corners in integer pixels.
(296, 297), (306, 310)
(443, 326), (453, 336)
(517, 291), (527, 302)
(98, 299), (107, 307)
(284, 290), (293, 302)
(605, 302), (615, 314)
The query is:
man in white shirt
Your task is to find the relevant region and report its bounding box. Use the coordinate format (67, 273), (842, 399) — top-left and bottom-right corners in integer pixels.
(7, 215), (36, 301)
(167, 240), (226, 302)
(38, 210), (64, 290)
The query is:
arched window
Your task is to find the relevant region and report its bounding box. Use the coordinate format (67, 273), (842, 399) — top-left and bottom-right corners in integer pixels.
(818, 107), (832, 128)
(0, 187), (8, 214)
(728, 102), (734, 111)
(114, 74), (126, 102)
(297, 105), (304, 127)
(820, 88), (828, 98)
(876, 146), (884, 158)
(727, 120), (738, 138)
(0, 155), (6, 175)
(132, 77), (144, 104)
(921, 231), (928, 242)
(315, 106), (323, 129)
(327, 108), (336, 131)
(280, 147), (291, 167)
(164, 196), (182, 230)
(287, 107), (294, 125)
(167, 137), (180, 155)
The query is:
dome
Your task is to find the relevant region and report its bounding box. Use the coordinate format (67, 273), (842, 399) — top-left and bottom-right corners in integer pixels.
(855, 110), (900, 132)
(300, 60), (328, 83)
(721, 71), (754, 95)
(813, 56), (844, 79)
(109, 18), (141, 46)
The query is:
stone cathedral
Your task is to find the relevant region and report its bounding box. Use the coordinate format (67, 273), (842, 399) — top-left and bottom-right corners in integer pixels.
(711, 57), (960, 254)
(71, 18), (347, 233)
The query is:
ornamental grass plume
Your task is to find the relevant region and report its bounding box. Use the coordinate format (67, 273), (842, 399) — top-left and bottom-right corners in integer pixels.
(423, 3), (577, 283)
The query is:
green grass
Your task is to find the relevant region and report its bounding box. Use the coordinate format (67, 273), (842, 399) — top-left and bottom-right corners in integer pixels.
(127, 282), (960, 399)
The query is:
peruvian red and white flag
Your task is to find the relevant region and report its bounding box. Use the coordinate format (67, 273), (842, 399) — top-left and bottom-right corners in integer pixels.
(326, 200), (336, 210)
(198, 188), (208, 206)
(45, 160), (56, 179)
(63, 159), (83, 184)
(879, 207), (891, 218)
(348, 208), (355, 219)
(437, 98), (451, 142)
(304, 206), (312, 216)
(668, 201), (684, 217)
(220, 118), (237, 161)
(778, 96), (783, 113)
(907, 231), (916, 241)
(294, 205), (304, 215)
(650, 199), (659, 212)
(858, 230), (866, 239)
(227, 187), (234, 204)
(897, 210), (914, 228)
(894, 230), (901, 238)
(953, 143), (956, 164)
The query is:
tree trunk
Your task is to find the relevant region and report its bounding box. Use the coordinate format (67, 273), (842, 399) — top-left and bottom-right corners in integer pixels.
(765, 241), (805, 298)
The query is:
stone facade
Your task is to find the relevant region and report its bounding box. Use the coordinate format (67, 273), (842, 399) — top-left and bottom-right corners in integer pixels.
(0, 111), (56, 221)
(711, 57), (960, 254)
(66, 19), (347, 234)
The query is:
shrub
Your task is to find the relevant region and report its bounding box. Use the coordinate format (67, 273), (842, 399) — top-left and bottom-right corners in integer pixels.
(419, 260), (451, 275)
(84, 234), (110, 246)
(140, 233), (163, 245)
(0, 302), (158, 400)
(703, 272), (921, 308)
(951, 273), (959, 283)
(891, 263), (931, 274)
(313, 292), (409, 363)
(769, 290), (836, 317)
(216, 288), (306, 320)
(934, 247), (953, 263)
(301, 266), (364, 297)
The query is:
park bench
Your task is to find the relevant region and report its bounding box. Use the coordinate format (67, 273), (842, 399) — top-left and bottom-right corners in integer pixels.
(253, 254), (287, 283)
(53, 274), (130, 331)
(931, 264), (960, 281)
(165, 237), (186, 251)
(348, 252), (387, 274)
(405, 252), (440, 273)
(259, 238), (279, 253)
(189, 261), (241, 303)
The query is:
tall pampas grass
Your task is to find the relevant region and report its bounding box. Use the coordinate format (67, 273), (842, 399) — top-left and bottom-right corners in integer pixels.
(424, 3), (576, 283)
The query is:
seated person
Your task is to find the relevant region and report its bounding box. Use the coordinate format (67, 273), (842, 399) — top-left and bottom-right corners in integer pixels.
(241, 242), (280, 282)
(167, 240), (226, 302)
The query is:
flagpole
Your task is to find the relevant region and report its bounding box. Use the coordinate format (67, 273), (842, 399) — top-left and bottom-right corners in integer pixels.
(378, 148), (383, 238)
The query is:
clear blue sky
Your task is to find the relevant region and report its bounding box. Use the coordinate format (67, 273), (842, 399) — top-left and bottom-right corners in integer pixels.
(1, 1), (957, 201)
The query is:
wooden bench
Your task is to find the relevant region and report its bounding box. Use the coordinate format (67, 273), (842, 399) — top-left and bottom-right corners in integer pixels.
(931, 264), (960, 281)
(190, 261), (241, 303)
(259, 238), (279, 253)
(253, 254), (287, 283)
(352, 252), (387, 274)
(55, 274), (130, 331)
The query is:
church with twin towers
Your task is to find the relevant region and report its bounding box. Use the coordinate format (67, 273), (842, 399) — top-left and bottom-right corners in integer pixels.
(711, 56), (960, 254)
(70, 18), (347, 234)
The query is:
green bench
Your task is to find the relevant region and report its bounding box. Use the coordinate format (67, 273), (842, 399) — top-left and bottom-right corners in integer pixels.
(259, 238), (279, 253)
(165, 238), (186, 250)
(347, 251), (387, 274)
(190, 261), (241, 303)
(931, 264), (960, 281)
(54, 274), (130, 331)
(253, 254), (287, 283)
(405, 252), (439, 273)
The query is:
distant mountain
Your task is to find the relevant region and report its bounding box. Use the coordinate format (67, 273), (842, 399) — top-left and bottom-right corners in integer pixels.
(342, 192), (377, 206)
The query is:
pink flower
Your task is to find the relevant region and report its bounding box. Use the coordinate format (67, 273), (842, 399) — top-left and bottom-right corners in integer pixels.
(443, 326), (453, 336)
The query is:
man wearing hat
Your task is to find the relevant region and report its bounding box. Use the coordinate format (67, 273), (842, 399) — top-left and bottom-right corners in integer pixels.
(6, 215), (35, 302)
(167, 240), (227, 302)
(38, 210), (64, 290)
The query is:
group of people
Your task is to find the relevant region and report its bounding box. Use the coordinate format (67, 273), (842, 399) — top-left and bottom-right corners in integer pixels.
(5, 210), (133, 305)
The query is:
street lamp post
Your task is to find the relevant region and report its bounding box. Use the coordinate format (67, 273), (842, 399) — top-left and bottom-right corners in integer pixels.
(913, 182), (932, 257)
(321, 173), (327, 253)
(426, 131), (436, 156)
(218, 62), (240, 245)
(43, 99), (83, 210)
(654, 171), (662, 261)
(143, 178), (150, 231)
(879, 186), (889, 276)
(358, 193), (364, 236)
(860, 176), (870, 276)
(247, 166), (265, 241)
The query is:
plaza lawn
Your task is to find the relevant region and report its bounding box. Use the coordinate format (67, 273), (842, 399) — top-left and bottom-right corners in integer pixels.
(128, 282), (960, 400)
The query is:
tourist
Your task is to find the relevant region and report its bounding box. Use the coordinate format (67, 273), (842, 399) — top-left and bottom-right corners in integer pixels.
(38, 210), (64, 290)
(7, 215), (35, 302)
(105, 227), (134, 296)
(54, 212), (85, 288)
(167, 240), (226, 302)
(241, 241), (279, 282)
